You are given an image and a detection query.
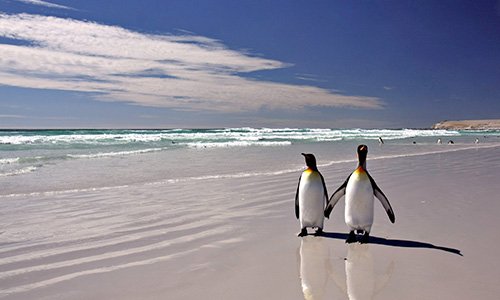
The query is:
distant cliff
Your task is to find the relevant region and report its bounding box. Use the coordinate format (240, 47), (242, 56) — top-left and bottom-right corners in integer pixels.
(432, 119), (500, 130)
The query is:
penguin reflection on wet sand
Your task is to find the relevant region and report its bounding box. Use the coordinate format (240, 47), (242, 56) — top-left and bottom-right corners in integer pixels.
(298, 237), (331, 299)
(295, 153), (329, 237)
(324, 145), (395, 243)
(329, 243), (394, 300)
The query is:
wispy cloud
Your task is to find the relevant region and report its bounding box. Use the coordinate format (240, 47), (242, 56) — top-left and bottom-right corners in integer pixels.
(295, 73), (327, 83)
(0, 114), (27, 119)
(14, 0), (73, 10)
(0, 13), (384, 113)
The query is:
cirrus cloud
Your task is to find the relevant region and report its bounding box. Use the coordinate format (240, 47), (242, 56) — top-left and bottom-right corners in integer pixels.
(14, 0), (73, 10)
(0, 13), (384, 113)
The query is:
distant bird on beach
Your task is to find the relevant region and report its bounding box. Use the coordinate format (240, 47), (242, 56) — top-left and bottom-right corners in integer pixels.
(295, 153), (328, 237)
(378, 137), (384, 144)
(448, 140), (454, 144)
(475, 138), (479, 144)
(324, 145), (395, 243)
(437, 138), (442, 144)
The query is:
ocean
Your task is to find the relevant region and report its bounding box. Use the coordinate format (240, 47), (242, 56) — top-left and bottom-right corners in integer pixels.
(1, 128), (499, 197)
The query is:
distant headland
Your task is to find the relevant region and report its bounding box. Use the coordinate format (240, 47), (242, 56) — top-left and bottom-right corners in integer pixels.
(432, 119), (500, 130)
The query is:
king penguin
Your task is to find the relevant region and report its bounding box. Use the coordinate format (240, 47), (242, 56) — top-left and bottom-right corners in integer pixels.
(324, 145), (395, 243)
(295, 153), (329, 237)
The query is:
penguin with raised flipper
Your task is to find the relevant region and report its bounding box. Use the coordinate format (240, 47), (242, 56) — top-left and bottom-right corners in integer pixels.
(295, 153), (329, 237)
(324, 145), (395, 243)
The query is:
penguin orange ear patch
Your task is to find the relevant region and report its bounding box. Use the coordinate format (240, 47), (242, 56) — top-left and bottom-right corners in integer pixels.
(354, 166), (366, 174)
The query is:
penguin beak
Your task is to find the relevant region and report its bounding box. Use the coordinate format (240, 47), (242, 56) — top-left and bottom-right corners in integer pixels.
(301, 153), (306, 157)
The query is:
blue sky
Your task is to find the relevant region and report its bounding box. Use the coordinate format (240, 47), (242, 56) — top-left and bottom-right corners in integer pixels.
(0, 0), (499, 128)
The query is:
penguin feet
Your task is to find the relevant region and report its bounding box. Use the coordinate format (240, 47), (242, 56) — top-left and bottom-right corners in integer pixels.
(360, 232), (370, 244)
(314, 228), (324, 236)
(345, 230), (371, 243)
(346, 231), (357, 243)
(297, 228), (308, 237)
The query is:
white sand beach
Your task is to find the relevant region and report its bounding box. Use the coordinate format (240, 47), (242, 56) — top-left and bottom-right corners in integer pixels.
(1, 140), (500, 299)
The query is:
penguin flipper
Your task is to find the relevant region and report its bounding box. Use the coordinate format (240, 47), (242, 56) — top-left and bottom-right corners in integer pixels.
(367, 173), (395, 223)
(375, 187), (395, 223)
(324, 175), (350, 218)
(295, 175), (301, 219)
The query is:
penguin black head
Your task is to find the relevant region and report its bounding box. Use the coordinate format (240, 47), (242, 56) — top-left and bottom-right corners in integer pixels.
(301, 153), (318, 171)
(357, 145), (368, 168)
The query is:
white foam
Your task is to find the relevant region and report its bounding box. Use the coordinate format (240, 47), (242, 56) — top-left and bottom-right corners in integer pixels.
(66, 148), (163, 159)
(0, 133), (167, 145)
(184, 141), (292, 148)
(0, 128), (483, 151)
(0, 157), (20, 164)
(0, 166), (37, 177)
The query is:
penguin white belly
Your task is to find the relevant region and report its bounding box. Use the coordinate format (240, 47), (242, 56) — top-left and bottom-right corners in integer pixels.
(345, 170), (374, 232)
(299, 171), (325, 229)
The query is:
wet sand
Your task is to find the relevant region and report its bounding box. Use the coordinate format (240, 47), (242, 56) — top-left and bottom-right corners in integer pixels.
(1, 145), (500, 299)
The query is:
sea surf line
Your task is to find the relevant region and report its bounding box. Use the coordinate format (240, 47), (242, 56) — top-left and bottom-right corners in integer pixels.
(2, 143), (499, 199)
